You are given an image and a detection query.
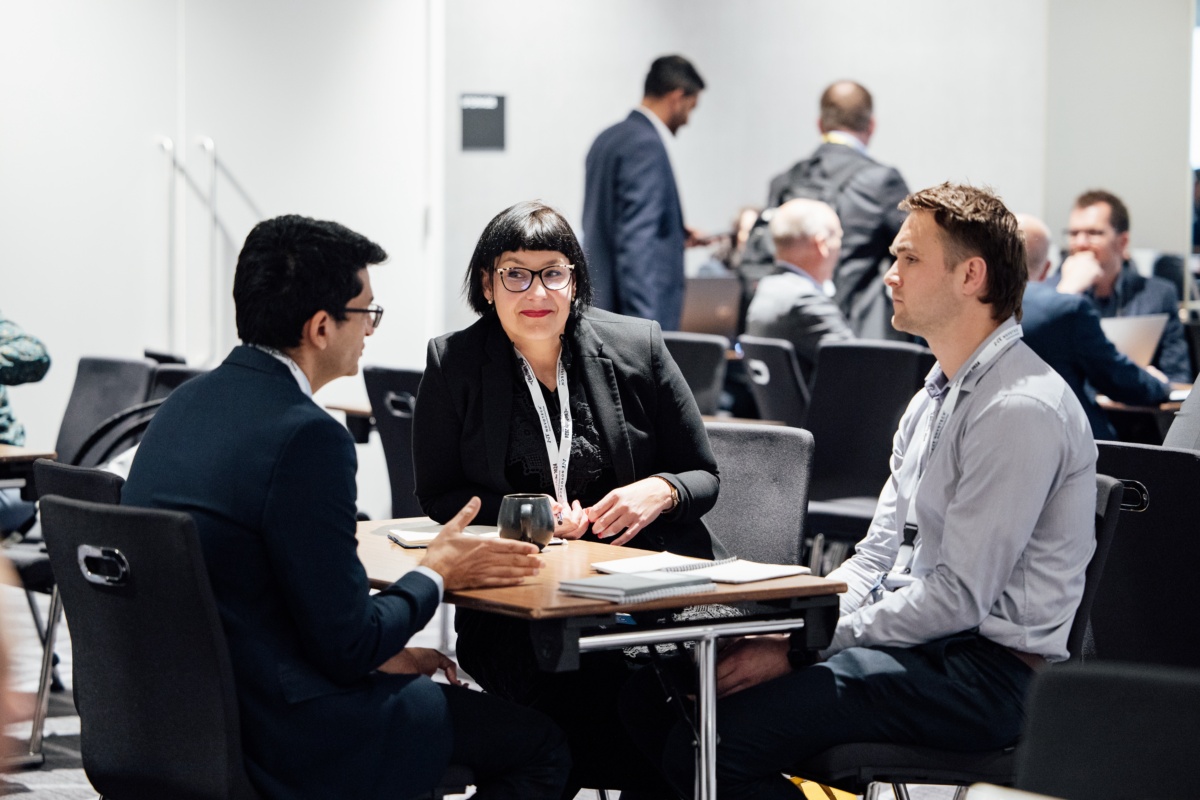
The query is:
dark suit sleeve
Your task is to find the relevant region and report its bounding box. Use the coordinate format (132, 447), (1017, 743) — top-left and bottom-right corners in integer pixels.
(261, 416), (439, 684)
(1070, 297), (1171, 405)
(615, 143), (678, 322)
(1155, 309), (1193, 383)
(648, 324), (720, 521)
(834, 165), (909, 305)
(413, 338), (506, 523)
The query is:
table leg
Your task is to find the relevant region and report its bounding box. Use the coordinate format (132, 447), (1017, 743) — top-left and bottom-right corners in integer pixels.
(696, 635), (718, 800)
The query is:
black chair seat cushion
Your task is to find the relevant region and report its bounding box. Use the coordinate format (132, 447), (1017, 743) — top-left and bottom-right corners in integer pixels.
(794, 742), (1015, 794)
(806, 496), (878, 541)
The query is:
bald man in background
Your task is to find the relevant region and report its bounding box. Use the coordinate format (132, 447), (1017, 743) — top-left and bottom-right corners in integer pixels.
(745, 198), (853, 380)
(1019, 213), (1169, 439)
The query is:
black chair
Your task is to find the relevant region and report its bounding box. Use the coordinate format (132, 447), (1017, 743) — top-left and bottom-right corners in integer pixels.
(1184, 320), (1200, 381)
(737, 335), (810, 427)
(1014, 662), (1200, 800)
(39, 496), (263, 799)
(803, 341), (935, 571)
(791, 474), (1124, 800)
(662, 332), (730, 416)
(1090, 441), (1200, 668)
(55, 356), (157, 466)
(148, 363), (207, 401)
(143, 348), (187, 364)
(72, 399), (165, 469)
(703, 421), (814, 564)
(1, 461), (124, 769)
(364, 366), (424, 518)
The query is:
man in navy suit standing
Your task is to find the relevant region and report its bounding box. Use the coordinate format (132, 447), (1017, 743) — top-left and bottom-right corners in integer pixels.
(583, 55), (705, 330)
(1019, 214), (1170, 440)
(123, 215), (570, 800)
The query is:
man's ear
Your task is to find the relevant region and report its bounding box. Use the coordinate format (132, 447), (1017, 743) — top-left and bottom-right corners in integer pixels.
(1116, 230), (1131, 260)
(300, 310), (333, 351)
(961, 256), (988, 298)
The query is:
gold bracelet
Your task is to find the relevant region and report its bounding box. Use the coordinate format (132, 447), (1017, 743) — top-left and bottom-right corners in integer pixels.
(658, 477), (680, 511)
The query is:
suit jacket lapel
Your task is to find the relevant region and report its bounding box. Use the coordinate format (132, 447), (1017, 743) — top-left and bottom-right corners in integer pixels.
(574, 316), (637, 485)
(482, 318), (515, 492)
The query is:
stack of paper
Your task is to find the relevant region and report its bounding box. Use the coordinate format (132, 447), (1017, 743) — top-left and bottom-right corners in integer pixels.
(592, 552), (810, 583)
(558, 571), (716, 603)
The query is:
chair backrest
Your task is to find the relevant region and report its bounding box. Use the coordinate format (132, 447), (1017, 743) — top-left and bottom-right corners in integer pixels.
(72, 399), (165, 469)
(148, 364), (207, 401)
(32, 459), (124, 504)
(1163, 383), (1200, 451)
(1091, 441), (1200, 668)
(364, 366), (425, 517)
(1014, 662), (1200, 800)
(1184, 320), (1200, 380)
(804, 341), (934, 500)
(702, 421), (815, 564)
(737, 335), (810, 427)
(55, 357), (157, 465)
(39, 497), (260, 800)
(662, 331), (730, 416)
(1066, 474), (1123, 660)
(679, 274), (742, 339)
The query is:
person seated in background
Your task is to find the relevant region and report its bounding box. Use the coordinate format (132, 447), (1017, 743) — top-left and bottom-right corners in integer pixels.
(123, 215), (569, 800)
(1053, 189), (1191, 383)
(695, 205), (762, 277)
(412, 200), (721, 798)
(0, 311), (50, 535)
(744, 198), (854, 380)
(635, 183), (1097, 800)
(1019, 213), (1170, 439)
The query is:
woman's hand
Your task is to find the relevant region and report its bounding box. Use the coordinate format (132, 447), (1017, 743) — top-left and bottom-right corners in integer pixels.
(553, 499), (590, 539)
(585, 477), (675, 546)
(377, 647), (464, 686)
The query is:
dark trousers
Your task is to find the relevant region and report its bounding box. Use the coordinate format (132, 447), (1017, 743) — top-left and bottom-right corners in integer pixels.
(628, 632), (1034, 800)
(441, 683), (571, 800)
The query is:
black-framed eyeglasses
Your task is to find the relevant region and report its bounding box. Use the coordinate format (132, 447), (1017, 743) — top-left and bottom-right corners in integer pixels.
(496, 264), (575, 293)
(343, 304), (384, 329)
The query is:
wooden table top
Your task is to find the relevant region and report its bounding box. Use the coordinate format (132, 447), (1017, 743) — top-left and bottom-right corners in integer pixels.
(1097, 383), (1191, 413)
(0, 445), (56, 465)
(357, 517), (844, 620)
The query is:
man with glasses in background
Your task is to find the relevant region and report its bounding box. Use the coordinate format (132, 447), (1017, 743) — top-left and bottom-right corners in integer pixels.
(123, 215), (569, 800)
(1053, 189), (1192, 383)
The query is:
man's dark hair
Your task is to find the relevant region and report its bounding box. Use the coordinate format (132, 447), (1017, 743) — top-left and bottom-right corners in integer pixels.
(820, 81), (873, 134)
(644, 55), (705, 98)
(901, 183), (1026, 322)
(1074, 189), (1130, 235)
(233, 214), (387, 349)
(463, 201), (592, 315)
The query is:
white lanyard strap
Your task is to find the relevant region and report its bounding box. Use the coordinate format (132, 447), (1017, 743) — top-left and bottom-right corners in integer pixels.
(924, 324), (1023, 461)
(514, 347), (572, 505)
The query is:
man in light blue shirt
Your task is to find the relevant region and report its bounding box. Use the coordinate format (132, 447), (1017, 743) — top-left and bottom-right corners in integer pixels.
(645, 183), (1096, 799)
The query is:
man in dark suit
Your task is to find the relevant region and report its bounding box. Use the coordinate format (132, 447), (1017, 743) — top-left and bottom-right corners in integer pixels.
(745, 198), (854, 381)
(122, 215), (569, 800)
(582, 54), (704, 330)
(1053, 189), (1192, 383)
(1018, 214), (1170, 440)
(748, 81), (909, 340)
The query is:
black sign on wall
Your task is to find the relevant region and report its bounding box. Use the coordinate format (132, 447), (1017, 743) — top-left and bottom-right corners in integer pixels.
(461, 94), (505, 151)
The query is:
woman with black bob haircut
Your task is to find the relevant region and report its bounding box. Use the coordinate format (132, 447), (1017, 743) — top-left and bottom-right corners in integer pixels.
(412, 200), (721, 796)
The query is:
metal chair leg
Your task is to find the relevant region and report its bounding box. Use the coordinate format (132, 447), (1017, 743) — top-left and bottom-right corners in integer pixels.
(807, 533), (826, 574)
(2, 587), (62, 768)
(24, 588), (62, 691)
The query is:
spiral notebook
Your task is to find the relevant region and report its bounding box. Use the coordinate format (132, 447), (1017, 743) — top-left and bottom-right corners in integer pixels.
(557, 571), (717, 603)
(591, 552), (810, 584)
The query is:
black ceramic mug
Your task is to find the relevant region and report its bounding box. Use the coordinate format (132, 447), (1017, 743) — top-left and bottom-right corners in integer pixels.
(498, 493), (555, 550)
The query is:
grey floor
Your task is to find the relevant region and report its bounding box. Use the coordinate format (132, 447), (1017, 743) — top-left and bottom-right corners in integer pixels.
(0, 586), (958, 800)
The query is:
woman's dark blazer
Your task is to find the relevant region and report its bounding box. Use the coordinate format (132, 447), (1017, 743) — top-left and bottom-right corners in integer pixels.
(413, 308), (721, 559)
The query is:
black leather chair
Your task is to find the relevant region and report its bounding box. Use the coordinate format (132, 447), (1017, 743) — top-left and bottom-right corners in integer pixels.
(1090, 441), (1200, 668)
(662, 331), (730, 416)
(364, 366), (424, 518)
(703, 421), (814, 564)
(2, 461), (124, 769)
(72, 399), (165, 469)
(148, 363), (207, 401)
(54, 356), (157, 466)
(791, 474), (1124, 800)
(803, 341), (934, 572)
(39, 496), (264, 799)
(737, 335), (810, 427)
(1014, 662), (1200, 800)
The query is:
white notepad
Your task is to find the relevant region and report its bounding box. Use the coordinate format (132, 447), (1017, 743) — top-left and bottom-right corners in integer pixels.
(591, 552), (810, 583)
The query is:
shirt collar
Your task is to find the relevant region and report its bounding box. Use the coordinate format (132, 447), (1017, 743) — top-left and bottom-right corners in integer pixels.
(776, 260), (833, 296)
(822, 130), (868, 154)
(634, 105), (674, 146)
(248, 344), (313, 398)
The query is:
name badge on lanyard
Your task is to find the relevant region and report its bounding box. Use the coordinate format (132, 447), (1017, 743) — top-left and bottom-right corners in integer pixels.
(514, 347), (572, 505)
